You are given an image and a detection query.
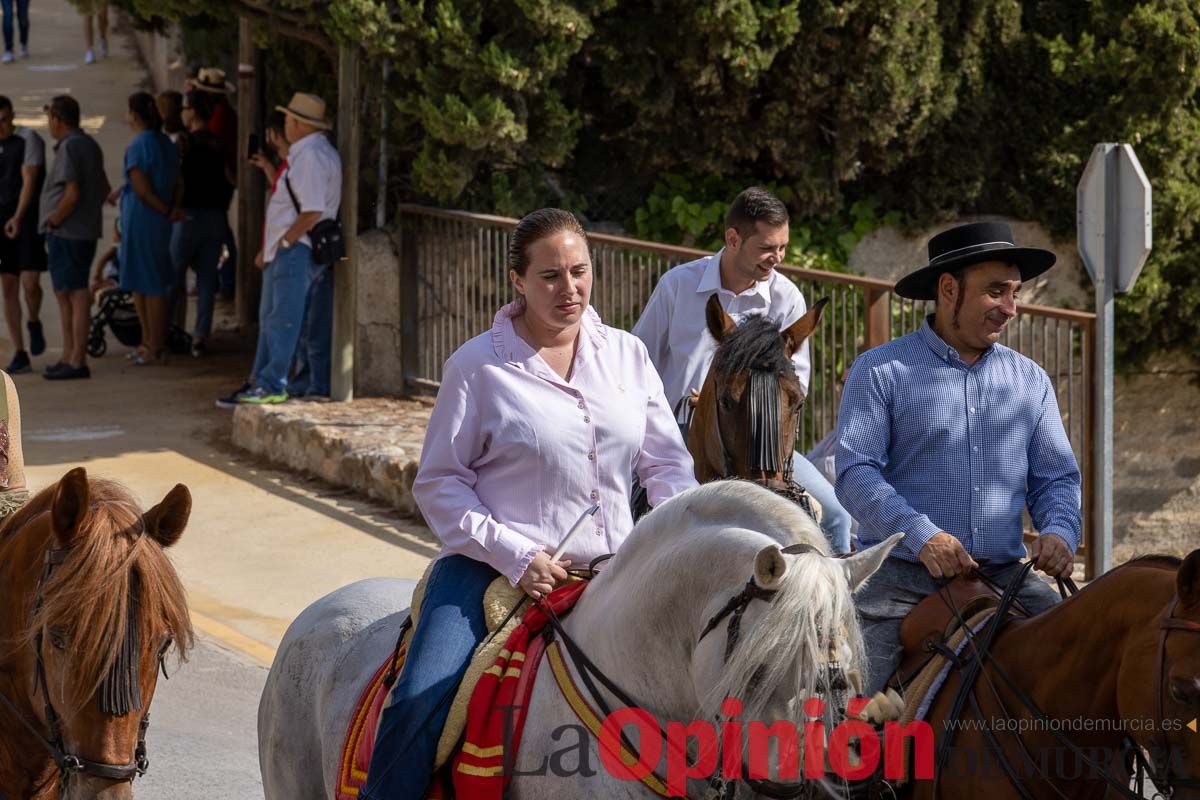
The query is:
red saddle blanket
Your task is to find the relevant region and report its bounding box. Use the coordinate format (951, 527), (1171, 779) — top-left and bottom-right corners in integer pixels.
(335, 580), (588, 800)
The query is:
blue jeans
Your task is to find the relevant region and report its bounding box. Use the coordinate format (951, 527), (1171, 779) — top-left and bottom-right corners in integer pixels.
(289, 261), (333, 397)
(362, 555), (499, 800)
(249, 244), (314, 394)
(791, 454), (852, 554)
(855, 558), (1061, 696)
(169, 208), (224, 340)
(2, 0), (29, 50)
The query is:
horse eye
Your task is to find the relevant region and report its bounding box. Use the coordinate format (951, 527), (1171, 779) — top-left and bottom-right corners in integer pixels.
(720, 394), (736, 411)
(48, 628), (67, 650)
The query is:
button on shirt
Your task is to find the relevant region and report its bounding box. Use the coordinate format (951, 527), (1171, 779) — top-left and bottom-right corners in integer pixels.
(412, 302), (699, 586)
(262, 131), (341, 263)
(835, 317), (1081, 563)
(632, 250), (811, 421)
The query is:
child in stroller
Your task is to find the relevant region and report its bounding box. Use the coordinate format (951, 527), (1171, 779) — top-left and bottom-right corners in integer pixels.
(87, 220), (191, 358)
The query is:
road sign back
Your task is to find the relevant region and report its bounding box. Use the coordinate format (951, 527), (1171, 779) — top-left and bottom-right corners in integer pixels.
(1076, 143), (1152, 293)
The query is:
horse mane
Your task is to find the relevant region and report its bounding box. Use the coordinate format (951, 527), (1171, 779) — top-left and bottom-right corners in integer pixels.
(627, 482), (862, 730)
(13, 479), (192, 712)
(711, 314), (793, 377)
(1124, 554), (1182, 570)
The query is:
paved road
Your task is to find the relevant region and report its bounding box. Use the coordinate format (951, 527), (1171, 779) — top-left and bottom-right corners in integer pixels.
(136, 637), (268, 799)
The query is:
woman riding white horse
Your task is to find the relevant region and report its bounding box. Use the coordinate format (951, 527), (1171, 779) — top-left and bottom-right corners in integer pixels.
(360, 208), (698, 798)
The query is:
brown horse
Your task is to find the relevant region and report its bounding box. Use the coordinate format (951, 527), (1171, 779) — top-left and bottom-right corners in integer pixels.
(0, 468), (193, 800)
(688, 292), (827, 489)
(909, 550), (1200, 798)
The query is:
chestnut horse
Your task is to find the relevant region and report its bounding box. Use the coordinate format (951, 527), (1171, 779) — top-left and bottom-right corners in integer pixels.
(907, 549), (1200, 798)
(688, 293), (827, 493)
(0, 468), (193, 800)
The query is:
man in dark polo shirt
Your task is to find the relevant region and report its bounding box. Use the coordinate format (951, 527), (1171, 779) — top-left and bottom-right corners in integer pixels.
(0, 94), (47, 374)
(39, 95), (109, 380)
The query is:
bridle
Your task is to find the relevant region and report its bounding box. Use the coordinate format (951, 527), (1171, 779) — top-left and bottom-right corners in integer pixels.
(930, 563), (1199, 799)
(703, 366), (818, 522)
(545, 543), (841, 800)
(0, 539), (172, 795)
(1142, 596), (1200, 796)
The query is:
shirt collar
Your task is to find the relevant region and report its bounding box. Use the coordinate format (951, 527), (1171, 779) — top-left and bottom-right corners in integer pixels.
(491, 301), (607, 366)
(696, 248), (771, 300)
(918, 315), (994, 366)
(288, 131), (321, 158)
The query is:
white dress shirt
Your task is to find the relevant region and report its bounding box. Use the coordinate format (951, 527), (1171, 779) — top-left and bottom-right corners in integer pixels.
(412, 302), (698, 586)
(262, 131), (342, 263)
(632, 250), (811, 421)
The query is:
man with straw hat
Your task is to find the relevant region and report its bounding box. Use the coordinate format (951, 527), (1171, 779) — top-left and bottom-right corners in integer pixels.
(834, 220), (1082, 700)
(233, 92), (340, 405)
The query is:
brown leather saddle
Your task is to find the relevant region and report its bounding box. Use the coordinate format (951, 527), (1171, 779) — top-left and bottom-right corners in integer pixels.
(890, 572), (1033, 690)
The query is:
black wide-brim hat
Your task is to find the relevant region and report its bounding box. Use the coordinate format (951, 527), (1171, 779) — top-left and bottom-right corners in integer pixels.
(894, 221), (1057, 300)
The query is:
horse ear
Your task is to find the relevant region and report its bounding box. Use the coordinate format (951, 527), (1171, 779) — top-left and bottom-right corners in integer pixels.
(754, 544), (788, 590)
(51, 467), (91, 548)
(1178, 549), (1200, 610)
(705, 294), (735, 343)
(782, 297), (829, 358)
(841, 532), (904, 592)
(144, 484), (192, 548)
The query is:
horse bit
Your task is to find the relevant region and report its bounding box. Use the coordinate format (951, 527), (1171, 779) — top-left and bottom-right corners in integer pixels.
(0, 537), (172, 795)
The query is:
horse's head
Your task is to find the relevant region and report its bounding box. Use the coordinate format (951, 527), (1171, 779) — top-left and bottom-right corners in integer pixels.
(1131, 549), (1200, 796)
(7, 468), (193, 799)
(690, 293), (827, 485)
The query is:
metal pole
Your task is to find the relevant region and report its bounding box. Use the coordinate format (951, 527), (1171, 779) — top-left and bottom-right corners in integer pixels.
(332, 45), (360, 401)
(1088, 144), (1116, 580)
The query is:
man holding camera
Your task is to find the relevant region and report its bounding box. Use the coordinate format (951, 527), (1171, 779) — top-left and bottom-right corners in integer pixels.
(236, 92), (340, 405)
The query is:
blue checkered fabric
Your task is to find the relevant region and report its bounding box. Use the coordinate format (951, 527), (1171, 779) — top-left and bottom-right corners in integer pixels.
(835, 317), (1081, 563)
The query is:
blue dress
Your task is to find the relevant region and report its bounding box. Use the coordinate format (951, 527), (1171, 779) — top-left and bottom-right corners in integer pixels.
(119, 130), (178, 296)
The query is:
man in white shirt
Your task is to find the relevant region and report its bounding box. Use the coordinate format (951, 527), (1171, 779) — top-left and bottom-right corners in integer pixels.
(236, 92), (341, 405)
(632, 186), (851, 552)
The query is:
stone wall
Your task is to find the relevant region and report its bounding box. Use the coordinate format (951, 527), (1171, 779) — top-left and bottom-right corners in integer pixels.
(848, 217), (1093, 310)
(354, 228), (405, 396)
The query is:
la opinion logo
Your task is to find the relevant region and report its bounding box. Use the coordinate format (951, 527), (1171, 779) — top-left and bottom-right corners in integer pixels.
(598, 697), (935, 795)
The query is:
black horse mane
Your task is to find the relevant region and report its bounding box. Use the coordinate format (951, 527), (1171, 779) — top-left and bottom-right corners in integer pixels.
(711, 315), (793, 377)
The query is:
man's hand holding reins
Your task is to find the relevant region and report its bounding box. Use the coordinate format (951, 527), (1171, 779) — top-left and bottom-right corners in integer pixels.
(519, 551), (571, 600)
(919, 532), (979, 579)
(1028, 533), (1073, 578)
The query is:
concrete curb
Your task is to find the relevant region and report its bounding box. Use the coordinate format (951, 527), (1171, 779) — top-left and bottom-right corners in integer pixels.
(230, 399), (433, 519)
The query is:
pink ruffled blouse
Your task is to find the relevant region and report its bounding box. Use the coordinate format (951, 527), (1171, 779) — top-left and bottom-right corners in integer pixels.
(412, 302), (698, 585)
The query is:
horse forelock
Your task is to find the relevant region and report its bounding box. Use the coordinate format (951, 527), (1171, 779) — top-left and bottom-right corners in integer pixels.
(15, 479), (193, 713)
(711, 314), (794, 379)
(599, 483), (856, 725)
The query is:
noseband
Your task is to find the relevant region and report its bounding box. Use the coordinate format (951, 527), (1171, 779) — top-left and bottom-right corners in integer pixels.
(0, 538), (171, 793)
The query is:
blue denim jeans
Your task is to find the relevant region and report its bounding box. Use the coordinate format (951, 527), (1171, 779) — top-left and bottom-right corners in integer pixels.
(289, 261), (333, 397)
(249, 244), (315, 395)
(791, 453), (852, 554)
(362, 555), (499, 800)
(2, 0), (29, 50)
(854, 557), (1061, 696)
(169, 208), (225, 340)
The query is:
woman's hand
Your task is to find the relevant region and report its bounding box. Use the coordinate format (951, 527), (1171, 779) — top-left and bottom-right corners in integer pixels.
(106, 187), (122, 206)
(518, 551), (571, 600)
(249, 153), (277, 182)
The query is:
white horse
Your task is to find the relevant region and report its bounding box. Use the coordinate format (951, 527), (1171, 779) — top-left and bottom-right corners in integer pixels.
(258, 481), (901, 798)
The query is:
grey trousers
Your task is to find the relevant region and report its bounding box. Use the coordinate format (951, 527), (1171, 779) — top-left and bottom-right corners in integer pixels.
(853, 558), (1062, 696)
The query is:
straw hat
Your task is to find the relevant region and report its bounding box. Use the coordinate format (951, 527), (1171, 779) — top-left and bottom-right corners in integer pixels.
(194, 67), (236, 95)
(275, 92), (333, 131)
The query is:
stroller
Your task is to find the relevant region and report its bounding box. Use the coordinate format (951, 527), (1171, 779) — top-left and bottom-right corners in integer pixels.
(87, 289), (192, 357)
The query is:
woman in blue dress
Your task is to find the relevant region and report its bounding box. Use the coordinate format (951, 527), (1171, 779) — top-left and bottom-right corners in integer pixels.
(112, 92), (178, 364)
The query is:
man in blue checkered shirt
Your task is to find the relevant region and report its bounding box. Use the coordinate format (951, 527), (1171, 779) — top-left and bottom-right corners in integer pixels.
(836, 221), (1082, 698)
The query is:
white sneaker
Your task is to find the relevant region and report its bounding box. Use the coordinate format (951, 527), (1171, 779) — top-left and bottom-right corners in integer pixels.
(18, 45), (28, 58)
(98, 37), (108, 57)
(1, 51), (13, 64)
(83, 49), (95, 65)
